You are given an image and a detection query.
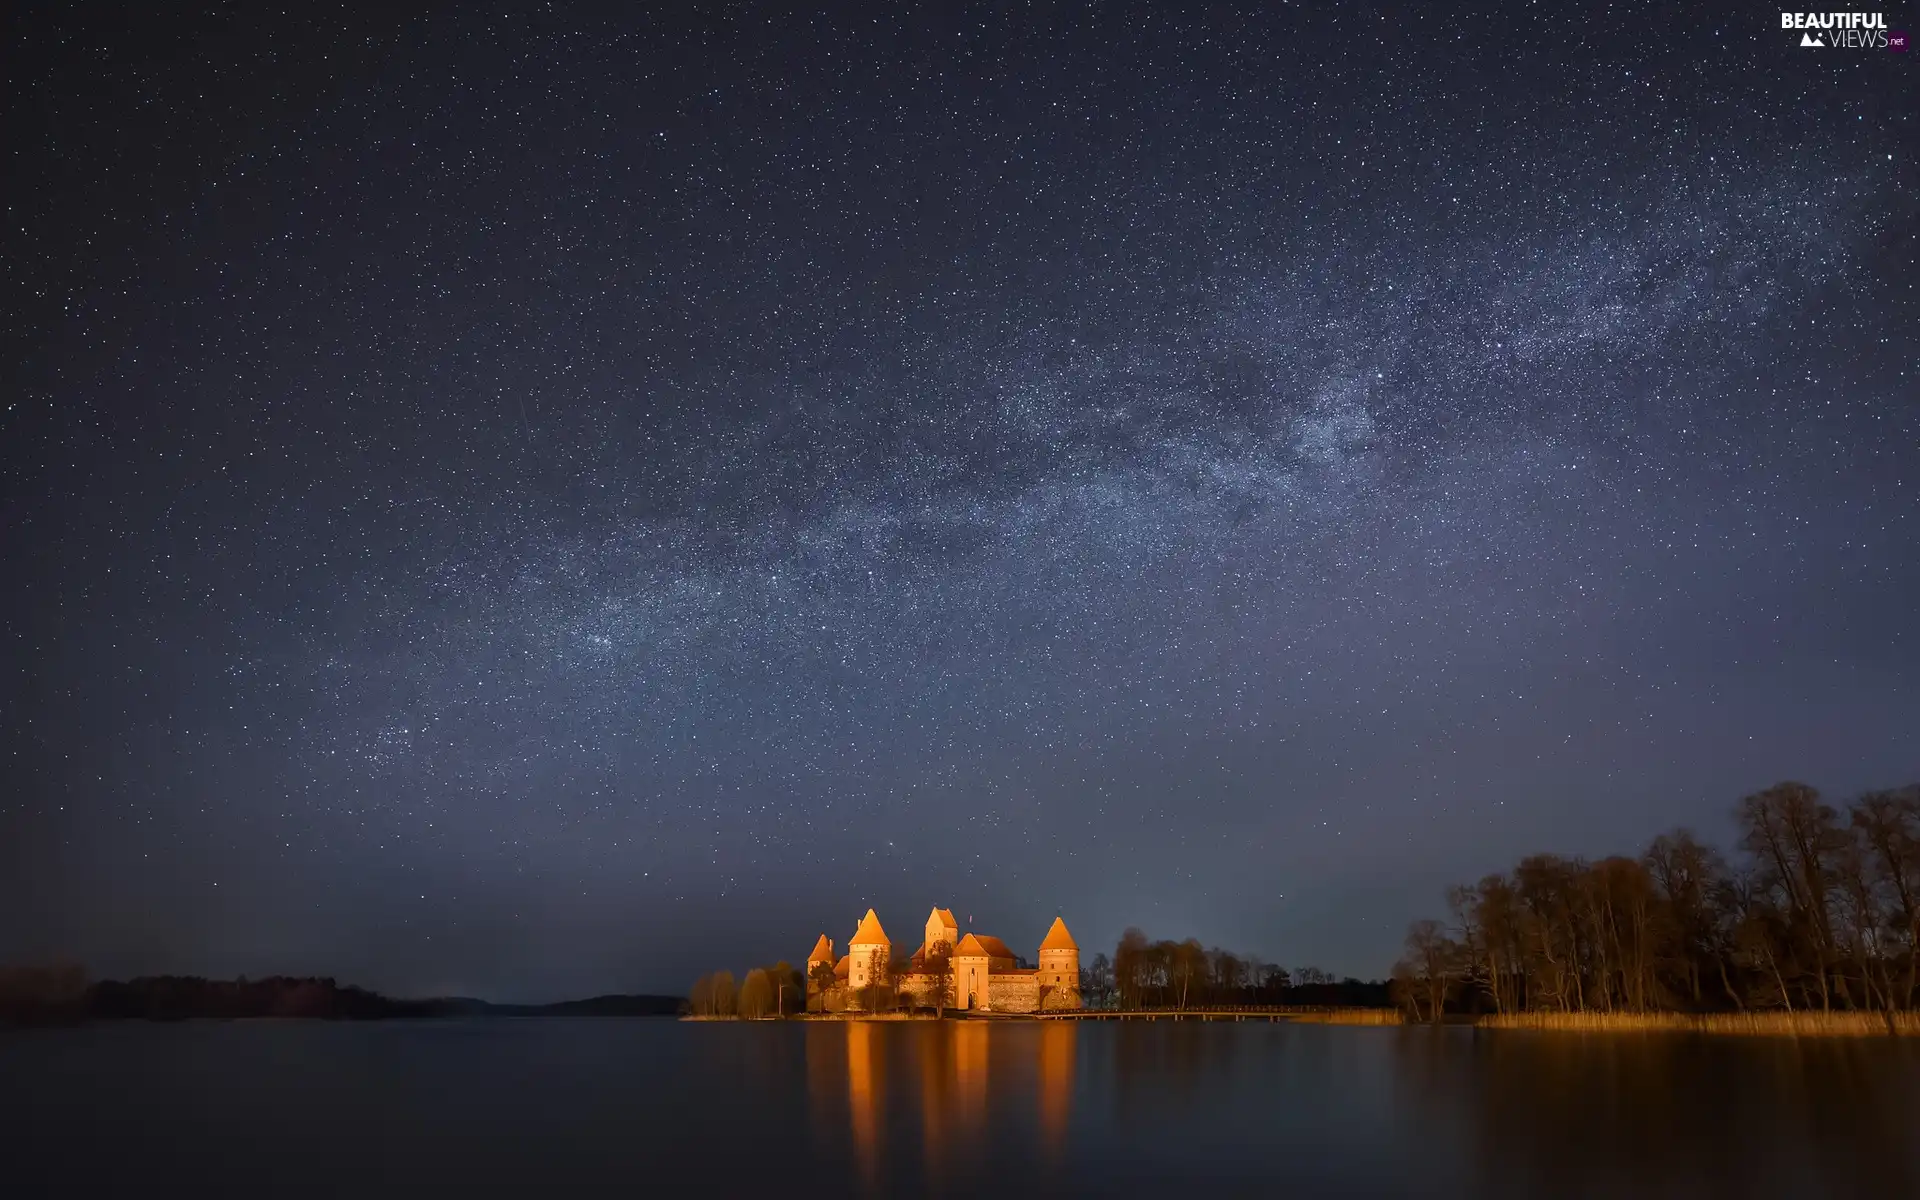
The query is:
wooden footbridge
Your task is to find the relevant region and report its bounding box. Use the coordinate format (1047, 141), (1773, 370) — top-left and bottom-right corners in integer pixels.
(1033, 1005), (1401, 1024)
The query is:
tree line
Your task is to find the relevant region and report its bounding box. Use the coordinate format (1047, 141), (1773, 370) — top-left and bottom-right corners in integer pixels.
(0, 969), (684, 1022)
(1095, 935), (1390, 1009)
(688, 961), (806, 1018)
(691, 952), (963, 1015)
(0, 970), (444, 1022)
(1391, 781), (1920, 1022)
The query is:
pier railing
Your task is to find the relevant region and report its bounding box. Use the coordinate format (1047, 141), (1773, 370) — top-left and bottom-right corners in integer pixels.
(1038, 1005), (1402, 1023)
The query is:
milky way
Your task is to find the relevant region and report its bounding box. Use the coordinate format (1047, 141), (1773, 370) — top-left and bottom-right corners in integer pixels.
(4, 5), (1915, 998)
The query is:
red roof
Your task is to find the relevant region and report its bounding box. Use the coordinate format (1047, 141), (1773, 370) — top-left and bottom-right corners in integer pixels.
(955, 932), (1016, 961)
(849, 908), (890, 946)
(1039, 917), (1078, 952)
(972, 935), (1016, 961)
(807, 934), (834, 964)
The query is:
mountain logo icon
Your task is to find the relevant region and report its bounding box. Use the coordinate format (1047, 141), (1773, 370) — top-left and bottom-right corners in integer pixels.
(1799, 32), (1824, 47)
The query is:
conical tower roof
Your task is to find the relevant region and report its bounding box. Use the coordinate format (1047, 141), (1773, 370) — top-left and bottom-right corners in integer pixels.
(1039, 916), (1078, 952)
(849, 908), (890, 946)
(807, 934), (834, 963)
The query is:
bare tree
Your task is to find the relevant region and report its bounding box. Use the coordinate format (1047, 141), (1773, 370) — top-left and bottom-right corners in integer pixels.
(919, 949), (954, 1016)
(738, 968), (774, 1019)
(1395, 919), (1460, 1024)
(1645, 829), (1726, 1008)
(1085, 952), (1115, 1009)
(766, 960), (800, 1018)
(1739, 782), (1849, 1010)
(1853, 787), (1920, 1009)
(1208, 947), (1248, 1004)
(1171, 939), (1205, 1009)
(710, 970), (737, 1017)
(1115, 928), (1149, 1008)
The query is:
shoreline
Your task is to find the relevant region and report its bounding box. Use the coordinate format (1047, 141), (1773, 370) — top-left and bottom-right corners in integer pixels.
(1474, 1011), (1920, 1036)
(684, 1009), (1920, 1036)
(684, 1007), (1404, 1024)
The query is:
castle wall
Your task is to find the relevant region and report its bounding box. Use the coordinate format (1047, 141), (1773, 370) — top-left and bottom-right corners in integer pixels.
(1039, 982), (1081, 1010)
(987, 973), (1040, 1013)
(897, 971), (950, 1007)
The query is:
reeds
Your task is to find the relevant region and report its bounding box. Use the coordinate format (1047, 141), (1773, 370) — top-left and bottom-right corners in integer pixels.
(1475, 1010), (1920, 1036)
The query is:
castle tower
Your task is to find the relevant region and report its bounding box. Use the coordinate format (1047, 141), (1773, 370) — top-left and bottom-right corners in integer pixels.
(847, 908), (891, 993)
(924, 907), (958, 958)
(1038, 916), (1081, 1008)
(806, 934), (835, 996)
(953, 933), (993, 1011)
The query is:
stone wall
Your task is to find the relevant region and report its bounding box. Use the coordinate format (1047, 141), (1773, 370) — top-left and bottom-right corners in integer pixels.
(816, 985), (851, 1013)
(897, 971), (950, 1007)
(987, 972), (1041, 1013)
(816, 975), (1075, 1014)
(1039, 983), (1082, 1011)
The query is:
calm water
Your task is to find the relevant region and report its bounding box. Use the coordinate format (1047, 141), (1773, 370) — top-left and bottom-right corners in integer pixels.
(5, 1019), (1920, 1198)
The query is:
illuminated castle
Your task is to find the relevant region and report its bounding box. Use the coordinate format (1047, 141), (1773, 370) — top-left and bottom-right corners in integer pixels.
(807, 907), (1082, 1013)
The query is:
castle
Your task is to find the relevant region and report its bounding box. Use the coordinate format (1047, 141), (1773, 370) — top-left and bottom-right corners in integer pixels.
(807, 907), (1082, 1013)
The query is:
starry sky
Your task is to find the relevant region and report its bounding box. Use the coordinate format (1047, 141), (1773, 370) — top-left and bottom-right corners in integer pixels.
(4, 3), (1916, 1001)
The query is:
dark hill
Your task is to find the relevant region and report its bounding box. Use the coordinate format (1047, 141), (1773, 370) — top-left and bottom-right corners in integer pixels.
(2, 970), (684, 1023)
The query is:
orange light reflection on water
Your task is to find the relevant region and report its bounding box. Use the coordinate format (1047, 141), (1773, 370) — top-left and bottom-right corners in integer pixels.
(815, 1021), (1077, 1187)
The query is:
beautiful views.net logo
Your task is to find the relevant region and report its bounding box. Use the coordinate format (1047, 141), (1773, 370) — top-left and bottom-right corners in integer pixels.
(1780, 12), (1901, 48)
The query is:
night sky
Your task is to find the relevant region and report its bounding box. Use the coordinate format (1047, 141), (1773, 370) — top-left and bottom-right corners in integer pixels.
(4, 4), (1915, 1002)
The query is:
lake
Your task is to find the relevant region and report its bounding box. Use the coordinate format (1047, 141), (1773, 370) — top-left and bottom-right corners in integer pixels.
(5, 1019), (1919, 1198)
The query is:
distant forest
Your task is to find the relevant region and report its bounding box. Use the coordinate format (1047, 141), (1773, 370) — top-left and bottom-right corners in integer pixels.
(1389, 781), (1920, 1021)
(1088, 939), (1388, 1010)
(0, 970), (680, 1023)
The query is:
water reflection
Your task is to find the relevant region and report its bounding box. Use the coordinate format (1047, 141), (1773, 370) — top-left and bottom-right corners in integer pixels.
(1038, 1021), (1075, 1157)
(1417, 1029), (1920, 1200)
(7, 1020), (1918, 1198)
(797, 1020), (1920, 1198)
(845, 1022), (883, 1188)
(806, 1020), (1078, 1194)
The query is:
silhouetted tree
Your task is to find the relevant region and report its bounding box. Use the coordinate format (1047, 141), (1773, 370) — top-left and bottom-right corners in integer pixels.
(1394, 920), (1459, 1023)
(1170, 939), (1205, 1009)
(807, 960), (837, 1011)
(1644, 829), (1726, 1009)
(1398, 779), (1920, 1018)
(919, 949), (954, 1016)
(1084, 952), (1114, 1008)
(1115, 928), (1149, 1008)
(1852, 786), (1920, 1010)
(764, 960), (800, 1017)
